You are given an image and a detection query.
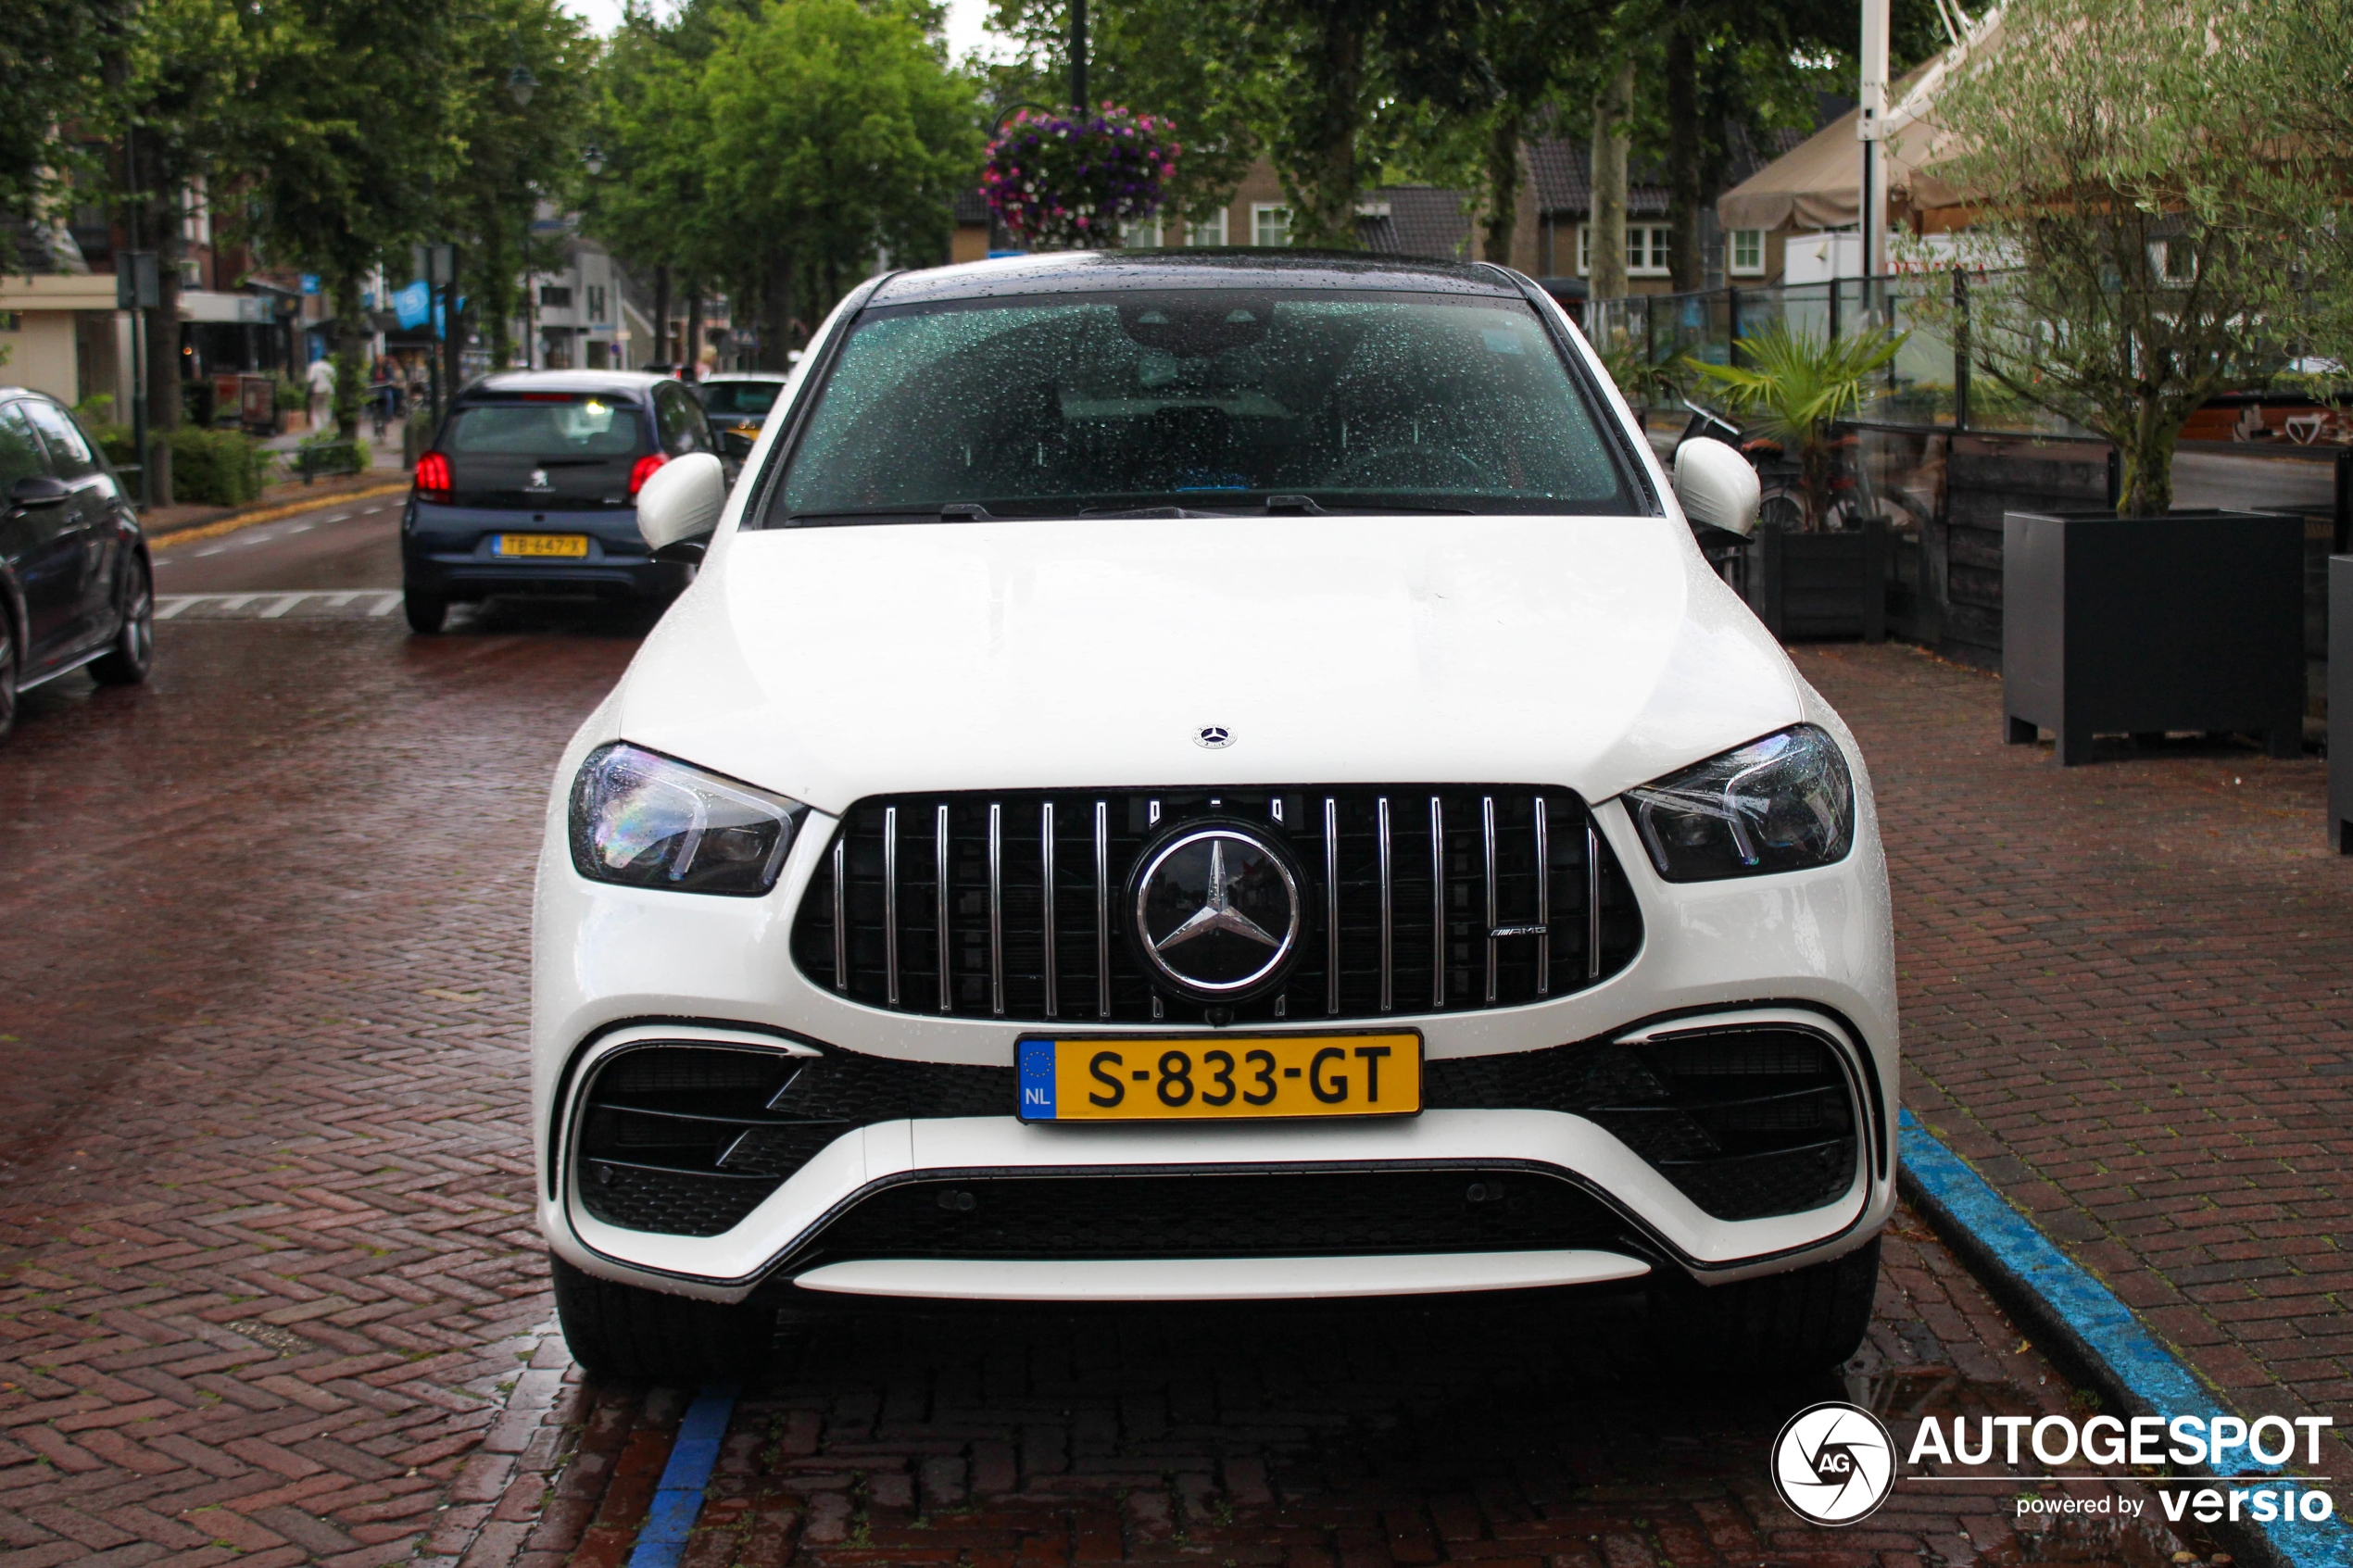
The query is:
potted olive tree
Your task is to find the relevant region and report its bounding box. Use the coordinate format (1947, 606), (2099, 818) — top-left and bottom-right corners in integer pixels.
(1905, 0), (2310, 762)
(1687, 321), (1904, 642)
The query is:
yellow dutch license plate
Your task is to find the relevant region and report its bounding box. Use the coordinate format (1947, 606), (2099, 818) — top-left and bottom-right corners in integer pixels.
(495, 533), (589, 558)
(1015, 1033), (1421, 1123)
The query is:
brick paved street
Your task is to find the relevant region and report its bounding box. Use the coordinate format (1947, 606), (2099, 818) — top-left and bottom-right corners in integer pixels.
(0, 590), (2308, 1568)
(0, 609), (635, 1566)
(1794, 644), (2353, 1465)
(522, 1209), (2209, 1568)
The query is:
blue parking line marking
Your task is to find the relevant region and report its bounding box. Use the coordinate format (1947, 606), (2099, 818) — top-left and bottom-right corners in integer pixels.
(627, 1384), (738, 1568)
(1901, 1110), (2353, 1566)
(1018, 1037), (1057, 1121)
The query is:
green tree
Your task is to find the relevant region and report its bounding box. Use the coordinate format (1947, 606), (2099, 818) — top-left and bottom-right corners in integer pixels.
(698, 0), (980, 360)
(1908, 0), (2303, 514)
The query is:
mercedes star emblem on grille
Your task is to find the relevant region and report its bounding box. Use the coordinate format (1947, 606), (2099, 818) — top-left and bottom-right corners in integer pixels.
(1132, 826), (1302, 997)
(1194, 725), (1233, 748)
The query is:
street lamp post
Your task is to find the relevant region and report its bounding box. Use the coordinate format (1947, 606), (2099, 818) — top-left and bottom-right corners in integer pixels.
(509, 64), (538, 370)
(1857, 0), (1890, 307)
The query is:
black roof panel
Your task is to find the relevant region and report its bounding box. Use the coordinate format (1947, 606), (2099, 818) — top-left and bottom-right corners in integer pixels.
(460, 370), (665, 400)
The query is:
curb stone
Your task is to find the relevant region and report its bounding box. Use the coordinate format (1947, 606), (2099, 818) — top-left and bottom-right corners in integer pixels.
(1898, 1109), (2353, 1568)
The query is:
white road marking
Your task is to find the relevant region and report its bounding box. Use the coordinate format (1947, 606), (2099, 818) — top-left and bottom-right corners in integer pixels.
(287, 521), (314, 533)
(258, 593), (308, 619)
(216, 594), (260, 611)
(324, 591), (361, 608)
(196, 546), (228, 557)
(155, 596), (200, 620)
(370, 593), (402, 616)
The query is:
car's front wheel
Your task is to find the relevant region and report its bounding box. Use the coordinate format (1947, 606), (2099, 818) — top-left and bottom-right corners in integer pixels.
(90, 553), (155, 686)
(402, 584), (448, 634)
(549, 1251), (775, 1383)
(1650, 1235), (1881, 1378)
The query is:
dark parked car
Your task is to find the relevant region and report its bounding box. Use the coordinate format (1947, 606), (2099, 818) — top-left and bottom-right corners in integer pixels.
(0, 386), (153, 743)
(401, 370), (719, 633)
(694, 372), (789, 460)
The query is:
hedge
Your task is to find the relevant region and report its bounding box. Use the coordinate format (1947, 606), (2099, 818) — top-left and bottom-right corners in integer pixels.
(166, 426), (271, 507)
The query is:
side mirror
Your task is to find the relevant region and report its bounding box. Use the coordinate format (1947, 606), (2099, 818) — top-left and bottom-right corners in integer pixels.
(1672, 436), (1761, 538)
(636, 451), (725, 558)
(9, 474), (69, 509)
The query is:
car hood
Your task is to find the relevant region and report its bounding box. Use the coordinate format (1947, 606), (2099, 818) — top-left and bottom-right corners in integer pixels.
(612, 514), (1804, 813)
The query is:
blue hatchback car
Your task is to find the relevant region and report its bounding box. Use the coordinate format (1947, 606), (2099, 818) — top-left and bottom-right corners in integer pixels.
(400, 370), (718, 632)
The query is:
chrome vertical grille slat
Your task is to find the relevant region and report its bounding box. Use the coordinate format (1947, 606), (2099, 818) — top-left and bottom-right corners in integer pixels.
(987, 802), (1005, 1018)
(1093, 800), (1111, 1020)
(796, 785), (1638, 1026)
(1428, 796), (1445, 1010)
(1040, 802), (1058, 1020)
(1323, 796), (1340, 1017)
(1377, 795), (1394, 1014)
(1533, 797), (1551, 995)
(935, 804), (952, 1014)
(883, 805), (900, 1008)
(1481, 795), (1499, 1006)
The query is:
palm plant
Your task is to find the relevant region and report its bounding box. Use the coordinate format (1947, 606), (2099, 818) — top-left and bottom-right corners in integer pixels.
(1687, 323), (1905, 529)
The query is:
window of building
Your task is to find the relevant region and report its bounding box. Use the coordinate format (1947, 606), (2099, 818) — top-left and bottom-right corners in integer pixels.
(1252, 203), (1291, 247)
(585, 284), (608, 322)
(2155, 236), (2196, 282)
(1575, 223), (1674, 278)
(1730, 229), (1765, 276)
(586, 340), (610, 370)
(1125, 217), (1164, 247)
(540, 285), (573, 309)
(1187, 209), (1227, 246)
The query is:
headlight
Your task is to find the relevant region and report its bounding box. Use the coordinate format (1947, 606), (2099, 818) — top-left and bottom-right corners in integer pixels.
(569, 744), (806, 896)
(1622, 724), (1855, 882)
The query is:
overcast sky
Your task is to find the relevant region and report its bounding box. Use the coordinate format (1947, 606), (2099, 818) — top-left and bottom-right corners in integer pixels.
(559, 0), (1011, 63)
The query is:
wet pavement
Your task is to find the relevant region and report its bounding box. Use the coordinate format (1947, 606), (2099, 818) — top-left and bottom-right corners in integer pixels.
(0, 512), (2296, 1565)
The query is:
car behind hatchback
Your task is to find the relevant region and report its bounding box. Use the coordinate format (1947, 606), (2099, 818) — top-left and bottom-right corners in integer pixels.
(400, 370), (718, 633)
(695, 372), (789, 462)
(532, 252), (1896, 1384)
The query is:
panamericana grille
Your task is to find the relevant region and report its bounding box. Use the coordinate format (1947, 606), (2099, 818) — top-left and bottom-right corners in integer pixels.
(1426, 1023), (1860, 1221)
(790, 787), (1642, 1027)
(791, 1171), (1633, 1264)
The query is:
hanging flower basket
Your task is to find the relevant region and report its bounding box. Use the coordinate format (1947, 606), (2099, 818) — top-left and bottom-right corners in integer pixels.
(982, 105), (1179, 252)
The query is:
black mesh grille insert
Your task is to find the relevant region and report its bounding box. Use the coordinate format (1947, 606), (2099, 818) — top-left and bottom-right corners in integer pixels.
(1426, 1024), (1860, 1221)
(790, 786), (1642, 1027)
(794, 1170), (1632, 1263)
(574, 1042), (1014, 1236)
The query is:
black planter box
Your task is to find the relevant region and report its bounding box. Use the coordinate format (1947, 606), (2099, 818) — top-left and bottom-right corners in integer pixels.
(2333, 556), (2352, 851)
(1747, 516), (1889, 643)
(2003, 509), (2304, 766)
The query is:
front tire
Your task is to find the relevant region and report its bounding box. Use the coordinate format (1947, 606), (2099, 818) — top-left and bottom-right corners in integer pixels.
(403, 584), (448, 634)
(549, 1251), (774, 1383)
(90, 553), (155, 686)
(1650, 1235), (1881, 1378)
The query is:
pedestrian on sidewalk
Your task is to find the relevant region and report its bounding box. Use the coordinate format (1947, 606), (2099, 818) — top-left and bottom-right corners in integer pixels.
(307, 356), (337, 434)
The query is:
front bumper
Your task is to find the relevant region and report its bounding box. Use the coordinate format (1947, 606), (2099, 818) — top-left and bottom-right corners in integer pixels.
(533, 780), (1899, 1304)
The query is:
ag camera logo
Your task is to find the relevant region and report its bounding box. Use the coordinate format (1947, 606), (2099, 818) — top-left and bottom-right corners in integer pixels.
(1772, 1401), (1896, 1525)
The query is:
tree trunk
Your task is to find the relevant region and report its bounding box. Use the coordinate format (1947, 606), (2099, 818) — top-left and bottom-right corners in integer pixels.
(331, 272), (366, 438)
(760, 252), (793, 372)
(1589, 57), (1634, 305)
(651, 264), (670, 365)
(1481, 110), (1525, 265)
(2116, 402), (2177, 515)
(1284, 9), (1370, 250)
(482, 232), (514, 373)
(1665, 7), (1704, 292)
(684, 283), (702, 377)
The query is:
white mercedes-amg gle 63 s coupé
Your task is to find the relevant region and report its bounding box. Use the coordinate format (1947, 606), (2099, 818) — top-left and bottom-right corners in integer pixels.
(533, 250), (1896, 1382)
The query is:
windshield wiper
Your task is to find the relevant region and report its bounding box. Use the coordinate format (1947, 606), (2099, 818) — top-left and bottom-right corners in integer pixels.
(786, 504), (1001, 525)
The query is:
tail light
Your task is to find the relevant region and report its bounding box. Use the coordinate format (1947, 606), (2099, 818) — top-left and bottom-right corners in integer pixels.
(414, 451), (451, 502)
(629, 453), (667, 496)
